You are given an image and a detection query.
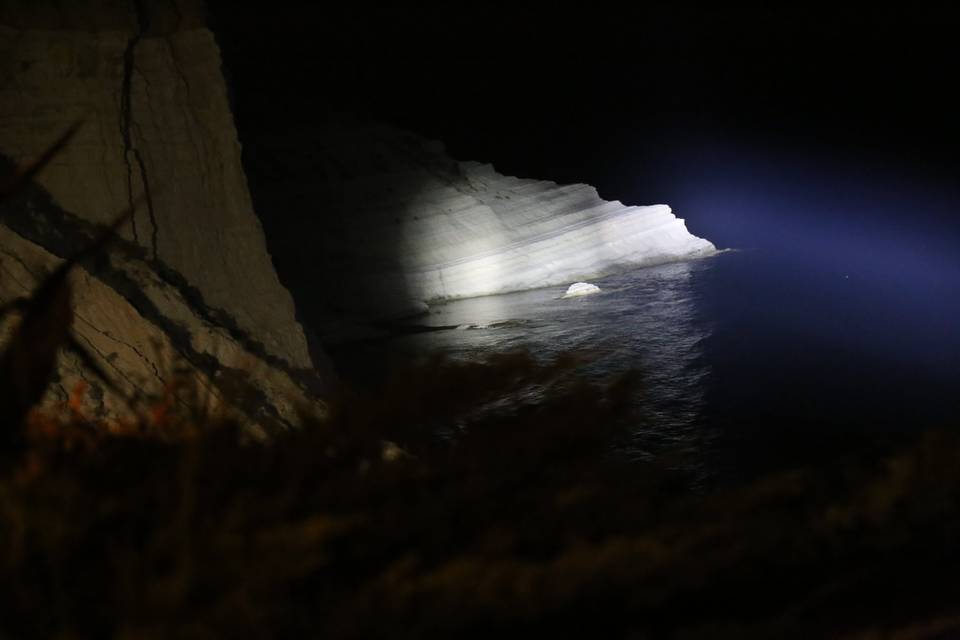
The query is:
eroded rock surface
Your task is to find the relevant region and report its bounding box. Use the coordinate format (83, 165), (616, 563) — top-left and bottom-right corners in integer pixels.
(0, 0), (323, 427)
(0, 0), (310, 368)
(0, 219), (320, 433)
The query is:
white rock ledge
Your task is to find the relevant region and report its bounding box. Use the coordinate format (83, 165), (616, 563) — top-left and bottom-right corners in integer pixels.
(562, 282), (601, 298)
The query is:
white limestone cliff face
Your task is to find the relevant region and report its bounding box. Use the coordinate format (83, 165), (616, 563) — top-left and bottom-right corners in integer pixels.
(403, 162), (715, 301)
(279, 124), (715, 319)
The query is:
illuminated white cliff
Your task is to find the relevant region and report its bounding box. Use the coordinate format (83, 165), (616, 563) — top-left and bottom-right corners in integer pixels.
(397, 161), (715, 303)
(275, 124), (716, 318)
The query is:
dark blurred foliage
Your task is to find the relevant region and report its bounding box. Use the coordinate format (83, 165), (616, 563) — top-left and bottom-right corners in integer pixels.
(2, 348), (960, 638)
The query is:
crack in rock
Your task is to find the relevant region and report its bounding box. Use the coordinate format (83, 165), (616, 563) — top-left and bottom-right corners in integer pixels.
(119, 0), (159, 258)
(73, 311), (163, 384)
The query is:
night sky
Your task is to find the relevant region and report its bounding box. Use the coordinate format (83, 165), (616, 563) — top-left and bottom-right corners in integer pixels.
(208, 3), (960, 192)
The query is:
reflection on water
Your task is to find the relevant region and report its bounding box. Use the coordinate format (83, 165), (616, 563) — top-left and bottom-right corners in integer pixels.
(353, 240), (960, 483)
(396, 260), (715, 462)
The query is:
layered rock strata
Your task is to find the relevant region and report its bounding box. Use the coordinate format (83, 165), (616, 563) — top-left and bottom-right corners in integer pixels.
(0, 214), (322, 433)
(0, 1), (323, 427)
(0, 0), (311, 368)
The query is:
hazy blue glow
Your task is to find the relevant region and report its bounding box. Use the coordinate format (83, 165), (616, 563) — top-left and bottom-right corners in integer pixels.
(639, 140), (960, 376)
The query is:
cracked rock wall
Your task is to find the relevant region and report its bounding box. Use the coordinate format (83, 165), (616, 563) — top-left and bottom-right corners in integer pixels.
(0, 221), (318, 431)
(0, 0), (311, 370)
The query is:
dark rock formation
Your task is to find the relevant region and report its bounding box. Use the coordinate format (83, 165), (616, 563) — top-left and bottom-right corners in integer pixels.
(0, 0), (310, 367)
(0, 0), (323, 428)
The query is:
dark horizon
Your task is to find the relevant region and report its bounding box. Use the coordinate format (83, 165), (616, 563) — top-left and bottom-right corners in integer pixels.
(209, 3), (960, 180)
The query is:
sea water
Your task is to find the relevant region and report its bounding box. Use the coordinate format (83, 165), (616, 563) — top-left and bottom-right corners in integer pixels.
(381, 247), (960, 481)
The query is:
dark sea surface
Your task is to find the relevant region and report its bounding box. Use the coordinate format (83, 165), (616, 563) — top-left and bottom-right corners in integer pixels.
(370, 245), (959, 483)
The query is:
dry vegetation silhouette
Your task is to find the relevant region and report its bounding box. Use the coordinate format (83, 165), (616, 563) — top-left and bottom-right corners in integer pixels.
(0, 130), (959, 638)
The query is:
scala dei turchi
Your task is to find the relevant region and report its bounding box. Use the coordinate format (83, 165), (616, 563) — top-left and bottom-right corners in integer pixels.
(261, 123), (716, 321)
(416, 161), (715, 299)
